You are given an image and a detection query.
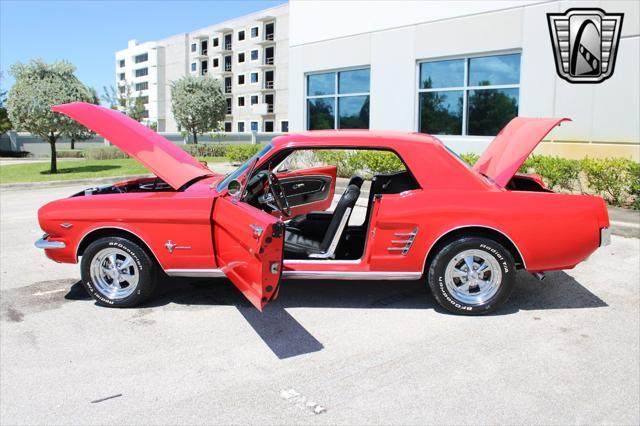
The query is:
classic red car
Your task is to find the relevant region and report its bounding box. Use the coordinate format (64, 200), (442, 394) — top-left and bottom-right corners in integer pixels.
(36, 102), (610, 314)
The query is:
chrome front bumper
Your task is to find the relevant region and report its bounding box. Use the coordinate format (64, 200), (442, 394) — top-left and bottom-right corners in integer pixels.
(600, 227), (611, 247)
(35, 235), (66, 249)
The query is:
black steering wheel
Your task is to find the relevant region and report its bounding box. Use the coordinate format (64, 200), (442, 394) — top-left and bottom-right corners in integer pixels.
(267, 172), (291, 216)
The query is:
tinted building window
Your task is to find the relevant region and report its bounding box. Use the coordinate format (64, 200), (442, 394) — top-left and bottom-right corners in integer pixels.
(134, 53), (148, 63)
(306, 68), (370, 130)
(418, 53), (521, 136)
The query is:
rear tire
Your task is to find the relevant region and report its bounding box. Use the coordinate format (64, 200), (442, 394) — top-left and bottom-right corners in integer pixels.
(427, 237), (516, 315)
(80, 237), (156, 308)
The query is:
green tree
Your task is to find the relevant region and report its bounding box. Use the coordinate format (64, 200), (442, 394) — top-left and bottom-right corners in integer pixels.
(68, 87), (99, 149)
(7, 60), (95, 173)
(100, 85), (119, 110)
(112, 82), (147, 122)
(171, 75), (225, 143)
(0, 71), (12, 137)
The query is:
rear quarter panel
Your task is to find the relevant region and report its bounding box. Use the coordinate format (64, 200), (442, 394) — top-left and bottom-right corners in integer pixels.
(368, 189), (603, 273)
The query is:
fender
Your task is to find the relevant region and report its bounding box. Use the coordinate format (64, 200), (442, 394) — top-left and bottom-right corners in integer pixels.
(75, 224), (164, 269)
(422, 224), (527, 272)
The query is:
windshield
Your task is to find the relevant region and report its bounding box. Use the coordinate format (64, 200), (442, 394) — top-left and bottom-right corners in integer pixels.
(216, 144), (273, 191)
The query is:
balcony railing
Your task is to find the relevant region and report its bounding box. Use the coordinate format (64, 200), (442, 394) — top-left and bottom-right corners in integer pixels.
(264, 33), (274, 41)
(225, 85), (232, 94)
(267, 104), (274, 113)
(224, 64), (232, 72)
(201, 69), (208, 76)
(226, 107), (232, 114)
(265, 57), (274, 65)
(264, 81), (274, 89)
(224, 43), (232, 50)
(201, 49), (208, 56)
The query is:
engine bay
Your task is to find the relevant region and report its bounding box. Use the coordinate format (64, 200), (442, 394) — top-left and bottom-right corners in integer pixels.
(72, 178), (174, 197)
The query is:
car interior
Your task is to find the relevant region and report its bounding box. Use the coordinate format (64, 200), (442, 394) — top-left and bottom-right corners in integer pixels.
(241, 148), (420, 261)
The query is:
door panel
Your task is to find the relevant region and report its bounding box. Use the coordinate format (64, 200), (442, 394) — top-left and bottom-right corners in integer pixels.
(213, 196), (284, 311)
(276, 165), (337, 217)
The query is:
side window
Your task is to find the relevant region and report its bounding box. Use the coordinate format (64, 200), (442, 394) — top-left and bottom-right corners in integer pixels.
(278, 149), (406, 178)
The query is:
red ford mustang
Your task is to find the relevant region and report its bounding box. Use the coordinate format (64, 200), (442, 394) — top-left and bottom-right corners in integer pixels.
(35, 102), (610, 315)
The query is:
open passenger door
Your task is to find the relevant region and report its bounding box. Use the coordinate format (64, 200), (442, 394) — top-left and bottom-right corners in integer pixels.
(212, 196), (284, 311)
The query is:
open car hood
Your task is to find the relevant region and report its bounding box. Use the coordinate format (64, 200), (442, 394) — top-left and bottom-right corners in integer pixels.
(52, 102), (213, 190)
(473, 117), (570, 187)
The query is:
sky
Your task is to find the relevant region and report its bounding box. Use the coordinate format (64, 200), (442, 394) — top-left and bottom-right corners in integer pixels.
(0, 0), (286, 96)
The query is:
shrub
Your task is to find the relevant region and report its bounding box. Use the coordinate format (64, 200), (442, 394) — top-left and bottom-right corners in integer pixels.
(349, 150), (405, 175)
(182, 143), (229, 158)
(582, 158), (637, 207)
(226, 144), (263, 164)
(459, 153), (479, 166)
(84, 146), (128, 160)
(460, 152), (639, 208)
(628, 161), (640, 210)
(0, 150), (31, 158)
(314, 150), (356, 178)
(57, 149), (85, 158)
(523, 156), (581, 192)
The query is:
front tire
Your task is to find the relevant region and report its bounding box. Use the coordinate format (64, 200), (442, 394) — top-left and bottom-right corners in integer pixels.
(427, 237), (516, 315)
(80, 237), (156, 308)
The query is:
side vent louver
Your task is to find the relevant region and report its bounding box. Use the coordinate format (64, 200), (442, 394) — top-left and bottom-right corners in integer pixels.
(387, 227), (418, 256)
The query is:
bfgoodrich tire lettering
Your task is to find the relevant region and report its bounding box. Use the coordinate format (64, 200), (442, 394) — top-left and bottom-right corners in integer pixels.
(80, 237), (156, 308)
(427, 237), (516, 315)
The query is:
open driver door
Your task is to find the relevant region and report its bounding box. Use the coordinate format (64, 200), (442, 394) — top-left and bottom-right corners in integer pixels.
(212, 195), (284, 311)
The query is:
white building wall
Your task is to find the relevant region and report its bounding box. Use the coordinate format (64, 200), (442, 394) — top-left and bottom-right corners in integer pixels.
(288, 0), (640, 160)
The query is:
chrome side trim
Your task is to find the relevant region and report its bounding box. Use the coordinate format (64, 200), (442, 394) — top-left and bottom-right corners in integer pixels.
(282, 270), (422, 280)
(309, 206), (352, 259)
(284, 259), (362, 265)
(35, 236), (66, 249)
(75, 226), (162, 267)
(600, 227), (611, 247)
(165, 269), (226, 278)
(423, 225), (527, 270)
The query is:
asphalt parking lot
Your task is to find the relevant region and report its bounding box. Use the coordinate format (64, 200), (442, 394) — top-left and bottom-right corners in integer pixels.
(1, 183), (639, 425)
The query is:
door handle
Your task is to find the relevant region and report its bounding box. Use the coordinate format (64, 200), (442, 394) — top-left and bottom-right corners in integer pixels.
(292, 183), (305, 189)
(250, 224), (264, 239)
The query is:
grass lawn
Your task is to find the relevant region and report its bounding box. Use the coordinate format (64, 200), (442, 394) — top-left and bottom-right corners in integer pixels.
(0, 157), (228, 184)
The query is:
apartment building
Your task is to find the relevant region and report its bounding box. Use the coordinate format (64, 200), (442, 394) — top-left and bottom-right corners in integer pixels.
(114, 3), (288, 133)
(288, 0), (639, 160)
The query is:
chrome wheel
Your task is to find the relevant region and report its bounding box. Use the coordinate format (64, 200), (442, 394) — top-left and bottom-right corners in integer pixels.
(89, 247), (139, 300)
(444, 249), (502, 305)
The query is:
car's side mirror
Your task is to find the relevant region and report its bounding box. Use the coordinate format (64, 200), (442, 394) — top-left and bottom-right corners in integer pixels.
(228, 179), (242, 197)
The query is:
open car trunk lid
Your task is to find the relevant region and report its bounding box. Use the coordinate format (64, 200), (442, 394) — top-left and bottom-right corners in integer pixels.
(52, 102), (213, 190)
(473, 117), (570, 187)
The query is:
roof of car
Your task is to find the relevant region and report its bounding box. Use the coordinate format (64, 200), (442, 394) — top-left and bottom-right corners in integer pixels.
(271, 130), (443, 149)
